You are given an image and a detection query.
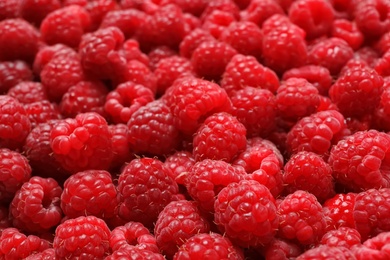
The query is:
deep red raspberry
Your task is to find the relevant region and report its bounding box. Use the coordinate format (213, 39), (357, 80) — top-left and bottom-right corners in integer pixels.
(355, 232), (390, 258)
(179, 28), (215, 59)
(307, 37), (354, 75)
(261, 13), (293, 34)
(317, 96), (339, 112)
(329, 130), (390, 191)
(60, 80), (109, 119)
(0, 206), (10, 231)
(200, 0), (240, 21)
(320, 227), (361, 249)
(108, 123), (133, 170)
(275, 78), (321, 122)
(61, 170), (118, 220)
(296, 245), (355, 260)
(24, 248), (56, 260)
(240, 0), (284, 27)
(25, 100), (62, 128)
(331, 19), (364, 50)
(10, 176), (62, 234)
(0, 18), (40, 63)
(221, 54), (280, 95)
(164, 151), (196, 185)
(100, 9), (146, 39)
(286, 110), (349, 156)
(161, 0), (208, 16)
(214, 180), (278, 247)
(376, 31), (390, 55)
(154, 200), (210, 258)
(201, 10), (236, 39)
(288, 0), (335, 39)
(173, 232), (244, 260)
(83, 0), (118, 31)
(192, 112), (247, 162)
(0, 61), (33, 94)
(277, 190), (326, 245)
(0, 0), (20, 20)
(50, 112), (113, 173)
(282, 65), (332, 96)
(53, 216), (111, 259)
(148, 45), (177, 70)
(262, 238), (302, 260)
(328, 0), (354, 19)
(0, 228), (50, 259)
(230, 86), (277, 138)
(106, 244), (164, 260)
(118, 157), (179, 228)
(127, 100), (180, 156)
(353, 188), (390, 240)
(110, 221), (159, 253)
(374, 50), (390, 77)
(19, 0), (61, 26)
(323, 192), (357, 231)
(163, 76), (231, 135)
(118, 39), (150, 67)
(7, 82), (47, 104)
(191, 40), (238, 82)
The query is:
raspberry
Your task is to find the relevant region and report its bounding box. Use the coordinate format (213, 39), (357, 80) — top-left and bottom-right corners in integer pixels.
(288, 0), (335, 40)
(53, 216), (111, 259)
(100, 9), (146, 39)
(353, 188), (390, 240)
(296, 245), (355, 260)
(163, 76), (231, 135)
(201, 10), (236, 39)
(261, 13), (294, 35)
(60, 80), (109, 119)
(374, 50), (390, 77)
(25, 100), (62, 128)
(262, 238), (302, 260)
(148, 45), (177, 70)
(0, 60), (33, 94)
(286, 110), (349, 157)
(0, 18), (40, 63)
(50, 112), (113, 173)
(109, 221), (159, 252)
(376, 31), (390, 55)
(214, 180), (279, 247)
(127, 100), (180, 156)
(24, 248), (56, 260)
(161, 0), (207, 16)
(164, 151), (196, 185)
(282, 65), (333, 96)
(117, 158), (179, 228)
(191, 40), (238, 82)
(0, 206), (10, 231)
(307, 37), (354, 75)
(118, 39), (150, 67)
(0, 0), (20, 20)
(108, 123), (133, 170)
(7, 82), (48, 104)
(323, 193), (357, 231)
(10, 176), (62, 234)
(277, 190), (326, 245)
(320, 227), (361, 249)
(192, 112), (247, 162)
(230, 87), (277, 138)
(106, 245), (165, 260)
(355, 232), (390, 258)
(328, 130), (390, 191)
(200, 0), (240, 21)
(179, 28), (215, 59)
(0, 95), (31, 150)
(154, 200), (210, 258)
(185, 159), (245, 212)
(240, 0), (284, 27)
(0, 228), (50, 259)
(275, 78), (321, 122)
(84, 0), (118, 31)
(173, 232), (244, 260)
(61, 170), (119, 220)
(221, 54), (280, 95)
(19, 0), (61, 26)
(331, 19), (364, 50)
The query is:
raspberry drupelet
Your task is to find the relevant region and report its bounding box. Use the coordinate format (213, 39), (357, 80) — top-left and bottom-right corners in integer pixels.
(0, 61), (33, 94)
(320, 227), (362, 249)
(323, 192), (357, 232)
(164, 151), (196, 185)
(7, 81), (48, 104)
(201, 10), (236, 39)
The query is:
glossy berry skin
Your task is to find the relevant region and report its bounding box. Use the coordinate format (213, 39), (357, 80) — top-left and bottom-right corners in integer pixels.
(0, 60), (33, 93)
(53, 216), (111, 259)
(61, 170), (118, 220)
(25, 100), (62, 128)
(201, 10), (236, 42)
(214, 180), (279, 247)
(323, 193), (357, 232)
(328, 130), (390, 191)
(10, 176), (63, 234)
(173, 232), (244, 260)
(320, 227), (361, 249)
(179, 28), (215, 59)
(193, 112), (247, 162)
(100, 9), (146, 39)
(241, 0), (284, 27)
(117, 158), (179, 228)
(7, 81), (47, 104)
(331, 19), (364, 51)
(262, 238), (302, 260)
(108, 123), (132, 171)
(296, 245), (355, 260)
(164, 151), (196, 185)
(50, 112), (113, 173)
(19, 0), (61, 26)
(353, 232), (390, 259)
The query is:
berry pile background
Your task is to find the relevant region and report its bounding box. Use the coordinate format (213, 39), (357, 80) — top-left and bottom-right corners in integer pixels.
(1, 0), (390, 259)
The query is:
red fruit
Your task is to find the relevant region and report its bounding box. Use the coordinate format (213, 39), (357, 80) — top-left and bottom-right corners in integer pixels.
(10, 176), (63, 234)
(201, 0), (240, 21)
(0, 0), (20, 20)
(164, 151), (196, 185)
(161, 0), (207, 16)
(108, 123), (133, 170)
(179, 28), (214, 59)
(355, 232), (390, 259)
(214, 180), (279, 247)
(7, 82), (47, 104)
(83, 0), (118, 31)
(320, 227), (361, 249)
(296, 245), (355, 260)
(148, 45), (177, 70)
(100, 9), (146, 39)
(118, 39), (149, 67)
(331, 19), (364, 50)
(53, 216), (111, 259)
(0, 60), (33, 93)
(262, 238), (302, 260)
(201, 10), (236, 39)
(25, 100), (62, 128)
(323, 192), (357, 231)
(19, 0), (61, 26)
(241, 0), (284, 27)
(106, 245), (164, 260)
(24, 248), (56, 260)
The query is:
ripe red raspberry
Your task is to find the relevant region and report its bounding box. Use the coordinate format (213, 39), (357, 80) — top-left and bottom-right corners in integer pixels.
(374, 50), (390, 77)
(53, 216), (111, 259)
(353, 188), (390, 240)
(376, 31), (390, 55)
(19, 0), (61, 26)
(40, 5), (91, 48)
(329, 130), (390, 191)
(10, 176), (62, 234)
(286, 110), (349, 156)
(154, 200), (210, 258)
(0, 18), (40, 63)
(282, 65), (332, 96)
(261, 13), (293, 34)
(0, 60), (33, 93)
(200, 0), (240, 21)
(221, 54), (280, 95)
(25, 100), (62, 128)
(100, 9), (146, 39)
(164, 151), (196, 185)
(331, 19), (364, 50)
(192, 112), (247, 162)
(50, 112), (113, 173)
(84, 0), (118, 31)
(173, 232), (244, 260)
(106, 245), (164, 260)
(230, 86), (277, 138)
(296, 245), (355, 260)
(163, 76), (231, 135)
(275, 78), (321, 122)
(277, 190), (326, 245)
(7, 82), (47, 104)
(240, 0), (284, 27)
(108, 123), (132, 170)
(0, 206), (10, 231)
(161, 0), (207, 16)
(323, 192), (357, 231)
(118, 39), (149, 67)
(201, 10), (236, 39)
(320, 227), (361, 249)
(214, 180), (279, 247)
(179, 28), (215, 59)
(59, 80), (108, 119)
(127, 100), (180, 156)
(148, 45), (177, 70)
(288, 0), (335, 39)
(0, 228), (50, 259)
(61, 170), (119, 220)
(118, 158), (179, 228)
(24, 248), (56, 260)
(0, 0), (20, 20)
(262, 238), (302, 260)
(353, 232), (390, 259)
(307, 37), (354, 75)
(110, 221), (159, 253)
(191, 40), (238, 82)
